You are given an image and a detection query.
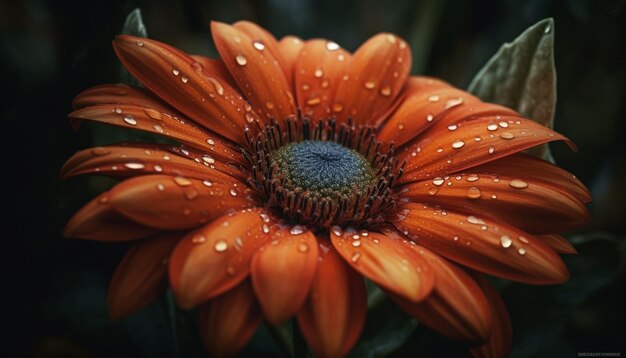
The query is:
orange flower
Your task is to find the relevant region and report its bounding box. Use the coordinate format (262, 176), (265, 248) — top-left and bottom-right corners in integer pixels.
(62, 21), (590, 357)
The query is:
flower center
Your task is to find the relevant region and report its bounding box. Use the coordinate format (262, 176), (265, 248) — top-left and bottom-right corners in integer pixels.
(244, 118), (404, 229)
(271, 140), (375, 197)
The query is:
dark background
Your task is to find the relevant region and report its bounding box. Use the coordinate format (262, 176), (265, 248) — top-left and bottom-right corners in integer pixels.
(1, 0), (625, 357)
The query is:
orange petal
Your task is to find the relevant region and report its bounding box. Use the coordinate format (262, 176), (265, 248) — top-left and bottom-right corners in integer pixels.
(469, 276), (512, 358)
(69, 85), (241, 157)
(330, 228), (434, 302)
(189, 55), (237, 88)
(333, 33), (411, 126)
(278, 36), (305, 86)
(392, 203), (569, 284)
(381, 228), (492, 342)
(398, 116), (574, 183)
(169, 208), (273, 308)
(61, 144), (246, 183)
(294, 39), (351, 123)
(199, 280), (262, 358)
(113, 35), (262, 143)
(378, 79), (518, 147)
(63, 191), (158, 241)
(211, 21), (296, 121)
(537, 234), (577, 254)
(73, 83), (164, 109)
(108, 233), (182, 320)
(471, 153), (591, 203)
(400, 172), (589, 234)
(109, 175), (255, 230)
(297, 240), (366, 358)
(251, 225), (318, 324)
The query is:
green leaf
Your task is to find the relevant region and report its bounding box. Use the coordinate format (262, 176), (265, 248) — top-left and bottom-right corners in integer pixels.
(120, 8), (147, 87)
(468, 18), (556, 162)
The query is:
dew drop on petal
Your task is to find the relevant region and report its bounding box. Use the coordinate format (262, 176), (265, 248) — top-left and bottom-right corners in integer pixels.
(452, 139), (465, 149)
(428, 95), (440, 102)
(364, 81), (375, 89)
(306, 97), (321, 106)
(314, 68), (323, 78)
(202, 180), (212, 187)
(236, 55), (247, 66)
(181, 76), (188, 83)
(448, 124), (458, 131)
(265, 101), (275, 109)
(206, 138), (215, 145)
(252, 40), (265, 51)
(153, 124), (164, 133)
(351, 240), (362, 247)
(445, 98), (464, 109)
(466, 186), (481, 199)
(488, 146), (495, 154)
(124, 162), (145, 170)
(298, 242), (309, 253)
(172, 69), (180, 76)
(380, 85), (392, 97)
(426, 114), (434, 122)
(229, 188), (238, 196)
(192, 235), (206, 244)
(290, 225), (305, 235)
(351, 252), (361, 262)
(174, 176), (192, 186)
(500, 235), (512, 248)
(208, 77), (224, 95)
(487, 122), (498, 131)
(326, 41), (340, 51)
(331, 225), (343, 236)
(432, 177), (445, 186)
(156, 183), (165, 191)
(519, 236), (530, 244)
(499, 121), (509, 128)
(154, 165), (163, 172)
(214, 240), (228, 252)
(91, 147), (110, 156)
(123, 115), (137, 126)
(509, 179), (528, 189)
(518, 248), (527, 255)
(467, 174), (479, 182)
(500, 132), (515, 140)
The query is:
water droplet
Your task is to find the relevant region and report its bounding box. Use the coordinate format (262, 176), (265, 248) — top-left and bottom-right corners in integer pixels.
(452, 139), (465, 149)
(499, 132), (515, 140)
(385, 34), (396, 43)
(498, 121), (509, 128)
(467, 216), (485, 225)
(519, 236), (530, 244)
(518, 248), (526, 255)
(114, 107), (123, 114)
(337, 53), (345, 61)
(445, 98), (464, 109)
(290, 225), (305, 235)
(380, 85), (391, 96)
(321, 79), (330, 88)
(298, 242), (309, 252)
(488, 146), (495, 154)
(306, 97), (321, 106)
(91, 147), (110, 156)
(123, 115), (137, 126)
(156, 183), (165, 191)
(544, 25), (551, 34)
(428, 188), (438, 195)
(252, 40), (265, 51)
(326, 41), (340, 51)
(364, 81), (375, 89)
(172, 69), (180, 76)
(351, 240), (362, 247)
(202, 180), (212, 187)
(124, 162), (145, 170)
(236, 55), (247, 66)
(331, 225), (343, 236)
(426, 114), (434, 122)
(265, 101), (275, 109)
(466, 187), (481, 199)
(136, 40), (144, 47)
(466, 174), (479, 182)
(487, 122), (498, 131)
(262, 224), (270, 234)
(245, 112), (255, 123)
(229, 188), (238, 196)
(153, 124), (164, 133)
(207, 77), (224, 95)
(214, 240), (228, 252)
(500, 235), (512, 248)
(351, 252), (361, 262)
(185, 189), (199, 200)
(314, 68), (323, 78)
(163, 155), (171, 160)
(206, 139), (215, 145)
(192, 235), (206, 244)
(330, 103), (343, 113)
(474, 136), (482, 142)
(202, 155), (215, 164)
(397, 124), (404, 130)
(428, 95), (440, 102)
(154, 165), (163, 172)
(509, 179), (528, 189)
(448, 124), (458, 131)
(491, 193), (497, 199)
(432, 177), (444, 186)
(174, 176), (192, 186)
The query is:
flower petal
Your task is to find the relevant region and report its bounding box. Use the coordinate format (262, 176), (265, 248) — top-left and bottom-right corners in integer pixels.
(61, 144), (246, 183)
(63, 191), (158, 241)
(471, 153), (591, 203)
(400, 172), (589, 234)
(383, 228), (492, 342)
(169, 208), (273, 308)
(297, 240), (366, 358)
(294, 39), (351, 123)
(189, 55), (237, 88)
(330, 228), (434, 302)
(108, 233), (182, 320)
(378, 78), (517, 147)
(538, 234), (577, 254)
(199, 280), (262, 357)
(113, 35), (262, 143)
(392, 203), (569, 284)
(278, 36), (305, 86)
(70, 88), (242, 159)
(469, 276), (512, 358)
(109, 175), (255, 230)
(398, 116), (574, 183)
(211, 21), (296, 121)
(251, 225), (318, 324)
(333, 33), (411, 126)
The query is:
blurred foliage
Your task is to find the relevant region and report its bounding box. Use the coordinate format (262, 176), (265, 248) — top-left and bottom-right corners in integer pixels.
(1, 0), (625, 357)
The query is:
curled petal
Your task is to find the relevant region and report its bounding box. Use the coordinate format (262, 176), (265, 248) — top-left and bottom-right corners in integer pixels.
(108, 233), (182, 320)
(189, 55), (237, 88)
(169, 208), (272, 308)
(109, 175), (255, 230)
(199, 280), (262, 358)
(294, 39), (351, 123)
(469, 276), (512, 358)
(400, 172), (589, 234)
(251, 226), (318, 324)
(297, 240), (366, 358)
(278, 36), (305, 86)
(383, 229), (492, 343)
(537, 234), (577, 254)
(333, 33), (411, 126)
(61, 144), (246, 183)
(330, 229), (434, 302)
(63, 192), (157, 241)
(471, 153), (591, 203)
(211, 21), (296, 121)
(392, 203), (569, 284)
(73, 83), (164, 109)
(113, 35), (262, 143)
(399, 116), (574, 183)
(70, 94), (242, 161)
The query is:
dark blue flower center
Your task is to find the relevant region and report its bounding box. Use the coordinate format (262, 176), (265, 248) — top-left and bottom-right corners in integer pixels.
(271, 140), (374, 195)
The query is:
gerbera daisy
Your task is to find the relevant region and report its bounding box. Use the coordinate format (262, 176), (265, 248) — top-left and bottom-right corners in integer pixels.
(62, 21), (590, 357)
